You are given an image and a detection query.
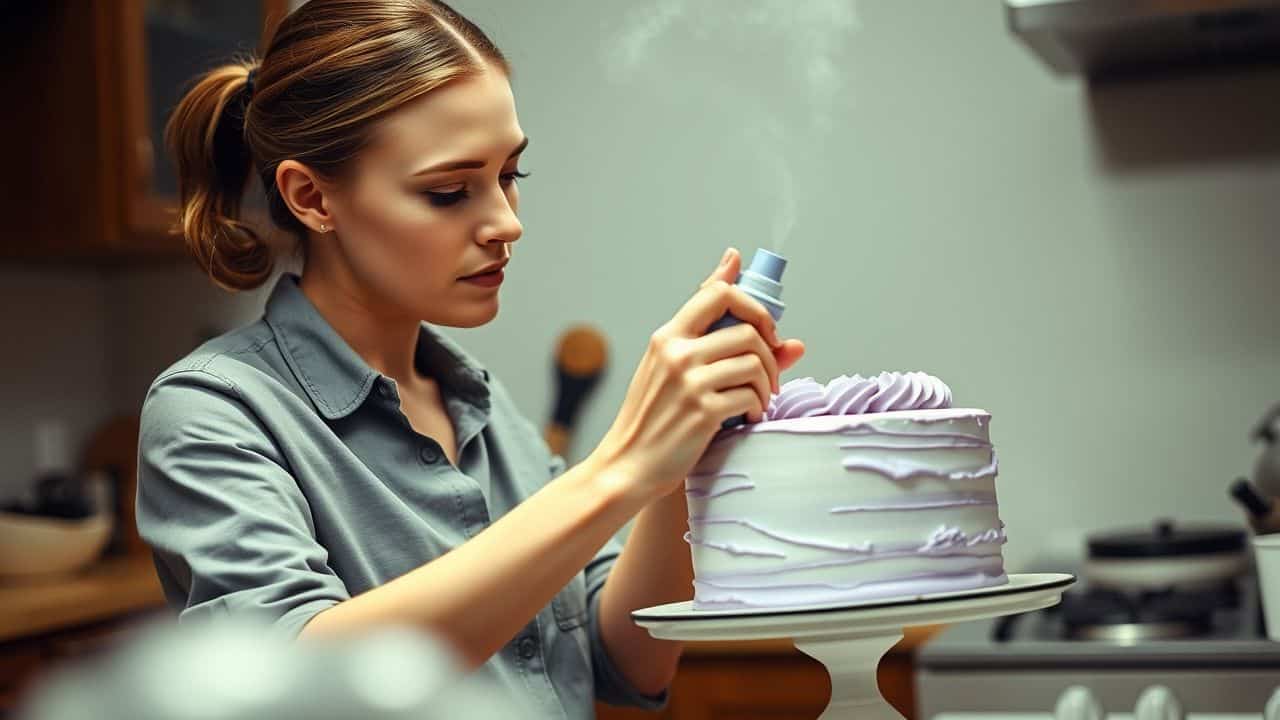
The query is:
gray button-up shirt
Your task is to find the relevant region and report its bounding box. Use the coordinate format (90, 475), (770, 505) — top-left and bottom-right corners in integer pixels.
(136, 274), (667, 718)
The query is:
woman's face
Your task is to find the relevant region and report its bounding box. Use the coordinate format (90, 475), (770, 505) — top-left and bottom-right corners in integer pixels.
(318, 68), (526, 328)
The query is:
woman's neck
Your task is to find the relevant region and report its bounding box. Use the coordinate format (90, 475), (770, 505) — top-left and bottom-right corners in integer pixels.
(298, 270), (423, 386)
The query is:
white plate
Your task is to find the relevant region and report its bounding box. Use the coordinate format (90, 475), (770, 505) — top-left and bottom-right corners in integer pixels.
(633, 573), (1075, 642)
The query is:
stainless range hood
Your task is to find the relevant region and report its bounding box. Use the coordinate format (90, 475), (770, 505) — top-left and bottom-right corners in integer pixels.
(1007, 0), (1280, 78)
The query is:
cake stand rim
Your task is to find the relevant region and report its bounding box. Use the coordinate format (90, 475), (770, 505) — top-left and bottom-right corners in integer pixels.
(632, 572), (1074, 624)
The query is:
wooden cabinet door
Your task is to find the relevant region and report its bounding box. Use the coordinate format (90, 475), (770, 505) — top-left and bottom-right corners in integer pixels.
(0, 0), (285, 261)
(668, 658), (831, 720)
(114, 0), (287, 254)
(594, 649), (921, 720)
(1, 3), (115, 261)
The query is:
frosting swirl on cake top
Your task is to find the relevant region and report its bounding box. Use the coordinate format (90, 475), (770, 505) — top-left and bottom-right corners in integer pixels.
(765, 371), (952, 420)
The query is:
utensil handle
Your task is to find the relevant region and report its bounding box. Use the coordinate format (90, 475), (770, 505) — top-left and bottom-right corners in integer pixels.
(544, 423), (570, 457)
(544, 325), (608, 459)
(1230, 477), (1274, 518)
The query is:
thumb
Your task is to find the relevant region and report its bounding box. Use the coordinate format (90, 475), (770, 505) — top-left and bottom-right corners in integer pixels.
(774, 338), (806, 372)
(703, 247), (741, 287)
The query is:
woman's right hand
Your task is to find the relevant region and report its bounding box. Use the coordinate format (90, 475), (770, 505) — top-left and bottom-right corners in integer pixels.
(589, 248), (806, 502)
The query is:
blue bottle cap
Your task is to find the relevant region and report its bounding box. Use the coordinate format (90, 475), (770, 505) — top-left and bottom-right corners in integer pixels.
(746, 248), (786, 283)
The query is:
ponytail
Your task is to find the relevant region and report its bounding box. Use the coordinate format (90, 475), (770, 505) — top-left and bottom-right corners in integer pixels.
(165, 62), (273, 292)
(163, 0), (513, 293)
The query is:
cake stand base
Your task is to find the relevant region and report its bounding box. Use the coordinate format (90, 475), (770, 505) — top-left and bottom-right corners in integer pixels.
(632, 573), (1074, 720)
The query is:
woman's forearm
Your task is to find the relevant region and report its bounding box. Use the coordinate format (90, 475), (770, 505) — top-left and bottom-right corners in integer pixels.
(596, 482), (694, 695)
(300, 454), (649, 669)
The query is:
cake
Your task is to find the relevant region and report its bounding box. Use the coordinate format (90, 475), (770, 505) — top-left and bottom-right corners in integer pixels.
(684, 371), (1007, 609)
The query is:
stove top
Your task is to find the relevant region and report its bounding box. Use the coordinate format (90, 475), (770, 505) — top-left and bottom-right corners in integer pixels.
(918, 574), (1280, 669)
(916, 573), (1280, 717)
(1054, 584), (1229, 642)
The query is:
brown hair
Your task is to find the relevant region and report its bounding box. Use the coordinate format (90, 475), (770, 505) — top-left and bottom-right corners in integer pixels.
(165, 0), (509, 291)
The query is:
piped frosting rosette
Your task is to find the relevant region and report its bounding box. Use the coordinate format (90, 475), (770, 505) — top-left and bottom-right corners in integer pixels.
(766, 371), (952, 421)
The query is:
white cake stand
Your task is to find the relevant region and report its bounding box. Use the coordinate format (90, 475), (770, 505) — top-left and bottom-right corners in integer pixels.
(633, 573), (1075, 720)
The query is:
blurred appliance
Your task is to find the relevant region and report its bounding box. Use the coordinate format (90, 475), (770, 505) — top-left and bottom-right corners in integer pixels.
(1006, 0), (1280, 78)
(917, 521), (1280, 719)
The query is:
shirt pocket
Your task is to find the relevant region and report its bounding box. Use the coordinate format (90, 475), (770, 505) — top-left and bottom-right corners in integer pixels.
(551, 572), (589, 632)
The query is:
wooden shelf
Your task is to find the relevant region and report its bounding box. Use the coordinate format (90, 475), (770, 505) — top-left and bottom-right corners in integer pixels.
(0, 554), (165, 644)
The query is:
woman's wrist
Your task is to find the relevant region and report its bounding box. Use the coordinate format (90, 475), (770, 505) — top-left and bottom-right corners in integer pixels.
(579, 450), (660, 514)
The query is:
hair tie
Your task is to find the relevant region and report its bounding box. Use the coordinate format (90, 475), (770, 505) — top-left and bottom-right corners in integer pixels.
(245, 67), (258, 99)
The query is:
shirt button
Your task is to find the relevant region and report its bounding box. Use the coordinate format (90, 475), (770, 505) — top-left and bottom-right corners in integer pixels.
(418, 444), (440, 464)
(378, 383), (393, 399)
(517, 636), (538, 660)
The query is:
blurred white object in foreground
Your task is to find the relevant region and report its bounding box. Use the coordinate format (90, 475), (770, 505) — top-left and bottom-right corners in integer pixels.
(18, 618), (531, 720)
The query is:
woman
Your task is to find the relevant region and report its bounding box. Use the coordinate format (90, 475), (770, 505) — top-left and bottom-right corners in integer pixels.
(138, 0), (806, 716)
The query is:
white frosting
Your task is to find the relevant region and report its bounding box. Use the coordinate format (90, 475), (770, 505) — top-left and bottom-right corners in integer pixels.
(685, 407), (1007, 608)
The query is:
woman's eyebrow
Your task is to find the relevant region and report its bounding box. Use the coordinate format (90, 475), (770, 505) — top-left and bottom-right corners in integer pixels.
(412, 137), (529, 176)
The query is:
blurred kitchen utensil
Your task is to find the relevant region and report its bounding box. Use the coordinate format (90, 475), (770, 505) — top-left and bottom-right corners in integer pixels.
(544, 325), (608, 459)
(1084, 519), (1248, 592)
(1230, 477), (1280, 535)
(1251, 401), (1280, 499)
(1, 472), (101, 521)
(1, 420), (93, 519)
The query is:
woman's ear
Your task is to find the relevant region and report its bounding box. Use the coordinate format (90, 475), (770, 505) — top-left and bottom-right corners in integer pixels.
(275, 159), (335, 234)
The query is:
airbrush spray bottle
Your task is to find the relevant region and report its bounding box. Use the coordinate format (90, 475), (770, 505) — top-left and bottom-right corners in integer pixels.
(706, 248), (787, 429)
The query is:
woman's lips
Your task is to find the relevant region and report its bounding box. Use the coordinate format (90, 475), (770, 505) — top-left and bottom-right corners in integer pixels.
(460, 269), (504, 287)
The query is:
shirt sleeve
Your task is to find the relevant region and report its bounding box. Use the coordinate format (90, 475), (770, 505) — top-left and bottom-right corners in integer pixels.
(564, 454), (671, 711)
(136, 370), (350, 637)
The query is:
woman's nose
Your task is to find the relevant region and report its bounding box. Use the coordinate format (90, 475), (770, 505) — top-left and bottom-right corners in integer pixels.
(480, 192), (522, 245)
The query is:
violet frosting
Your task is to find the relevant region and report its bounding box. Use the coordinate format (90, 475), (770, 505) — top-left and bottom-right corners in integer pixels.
(766, 371), (952, 421)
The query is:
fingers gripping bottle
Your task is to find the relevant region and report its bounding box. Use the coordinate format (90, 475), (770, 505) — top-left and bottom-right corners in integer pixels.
(705, 248), (787, 429)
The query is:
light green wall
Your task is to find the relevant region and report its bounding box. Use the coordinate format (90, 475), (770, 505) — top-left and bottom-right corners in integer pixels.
(441, 0), (1280, 570)
(78, 1), (1280, 572)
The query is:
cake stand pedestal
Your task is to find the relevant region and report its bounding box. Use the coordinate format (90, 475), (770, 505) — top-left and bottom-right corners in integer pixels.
(633, 573), (1074, 720)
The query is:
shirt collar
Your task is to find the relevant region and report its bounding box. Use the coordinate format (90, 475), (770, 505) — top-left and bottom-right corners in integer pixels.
(265, 274), (491, 420)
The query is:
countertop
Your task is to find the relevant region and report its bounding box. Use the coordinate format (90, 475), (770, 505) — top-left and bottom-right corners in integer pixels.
(0, 554), (165, 644)
(0, 554), (942, 656)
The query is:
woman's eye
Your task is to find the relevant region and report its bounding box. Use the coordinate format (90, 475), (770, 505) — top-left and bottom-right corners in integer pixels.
(425, 189), (468, 207)
(500, 169), (531, 186)
(424, 171), (528, 207)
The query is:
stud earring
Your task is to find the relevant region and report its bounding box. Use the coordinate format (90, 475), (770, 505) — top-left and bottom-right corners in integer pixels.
(319, 224), (328, 233)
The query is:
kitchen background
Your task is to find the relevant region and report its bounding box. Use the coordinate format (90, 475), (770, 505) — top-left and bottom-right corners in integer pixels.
(5, 0), (1280, 718)
(5, 0), (1277, 573)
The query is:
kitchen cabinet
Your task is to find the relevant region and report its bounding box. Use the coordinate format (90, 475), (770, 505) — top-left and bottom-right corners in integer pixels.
(2, 0), (286, 262)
